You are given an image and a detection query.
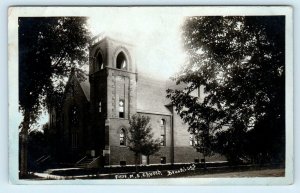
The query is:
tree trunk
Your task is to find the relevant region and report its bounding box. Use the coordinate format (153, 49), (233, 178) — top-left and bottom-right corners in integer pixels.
(20, 110), (30, 178)
(203, 152), (207, 170)
(134, 153), (139, 174)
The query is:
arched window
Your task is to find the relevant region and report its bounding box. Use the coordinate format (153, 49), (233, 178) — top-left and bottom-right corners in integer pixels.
(70, 105), (79, 149)
(120, 128), (126, 146)
(160, 119), (166, 146)
(96, 52), (104, 70)
(71, 106), (79, 127)
(99, 101), (102, 113)
(116, 52), (127, 70)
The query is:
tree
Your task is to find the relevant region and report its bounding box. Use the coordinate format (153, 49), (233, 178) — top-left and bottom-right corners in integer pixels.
(19, 17), (90, 177)
(127, 114), (160, 170)
(167, 16), (285, 163)
(26, 124), (50, 171)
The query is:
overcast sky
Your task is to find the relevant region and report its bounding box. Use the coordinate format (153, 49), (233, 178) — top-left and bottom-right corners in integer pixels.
(87, 9), (186, 79)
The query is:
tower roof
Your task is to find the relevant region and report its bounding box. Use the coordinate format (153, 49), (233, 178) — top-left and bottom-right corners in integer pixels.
(90, 32), (135, 47)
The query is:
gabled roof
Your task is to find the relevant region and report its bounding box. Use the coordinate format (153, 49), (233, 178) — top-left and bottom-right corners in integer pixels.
(79, 75), (90, 101)
(66, 68), (182, 114)
(136, 74), (172, 115)
(65, 71), (90, 102)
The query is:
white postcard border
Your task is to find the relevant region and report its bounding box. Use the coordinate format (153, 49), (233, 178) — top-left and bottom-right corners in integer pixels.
(8, 6), (293, 185)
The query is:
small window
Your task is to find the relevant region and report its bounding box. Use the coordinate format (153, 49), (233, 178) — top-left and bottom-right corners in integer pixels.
(99, 101), (102, 113)
(119, 99), (125, 118)
(194, 159), (200, 163)
(116, 52), (127, 70)
(160, 135), (165, 146)
(160, 157), (166, 164)
(120, 128), (126, 146)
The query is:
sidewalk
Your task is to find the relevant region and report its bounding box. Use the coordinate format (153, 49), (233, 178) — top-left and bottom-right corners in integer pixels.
(33, 166), (284, 180)
(187, 168), (285, 178)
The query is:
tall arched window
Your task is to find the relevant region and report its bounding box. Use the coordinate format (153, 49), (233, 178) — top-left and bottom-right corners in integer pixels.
(96, 52), (104, 70)
(116, 52), (127, 70)
(160, 119), (166, 146)
(120, 128), (126, 146)
(70, 105), (79, 148)
(71, 105), (79, 127)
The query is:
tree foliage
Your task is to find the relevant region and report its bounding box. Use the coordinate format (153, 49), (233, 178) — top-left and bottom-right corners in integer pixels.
(18, 17), (90, 176)
(167, 16), (285, 163)
(19, 17), (90, 117)
(127, 114), (161, 165)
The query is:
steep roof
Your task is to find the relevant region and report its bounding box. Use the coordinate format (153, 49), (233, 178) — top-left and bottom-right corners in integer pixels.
(136, 74), (172, 115)
(73, 68), (181, 114)
(79, 74), (90, 101)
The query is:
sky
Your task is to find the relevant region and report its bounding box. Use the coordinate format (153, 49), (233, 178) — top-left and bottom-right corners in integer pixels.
(87, 9), (187, 79)
(34, 10), (188, 130)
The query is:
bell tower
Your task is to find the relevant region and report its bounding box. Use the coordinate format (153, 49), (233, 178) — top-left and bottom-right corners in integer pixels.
(89, 34), (137, 166)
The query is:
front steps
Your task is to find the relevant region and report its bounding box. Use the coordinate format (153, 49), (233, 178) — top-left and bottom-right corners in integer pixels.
(75, 156), (100, 168)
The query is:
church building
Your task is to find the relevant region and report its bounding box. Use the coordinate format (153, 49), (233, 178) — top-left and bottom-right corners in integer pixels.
(49, 34), (225, 167)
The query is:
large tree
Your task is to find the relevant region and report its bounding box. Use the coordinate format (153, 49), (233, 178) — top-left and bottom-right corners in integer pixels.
(19, 17), (90, 177)
(167, 16), (285, 163)
(127, 114), (160, 170)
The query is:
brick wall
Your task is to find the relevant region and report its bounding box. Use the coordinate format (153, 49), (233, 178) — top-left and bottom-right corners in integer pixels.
(86, 36), (226, 166)
(108, 112), (174, 165)
(89, 39), (108, 75)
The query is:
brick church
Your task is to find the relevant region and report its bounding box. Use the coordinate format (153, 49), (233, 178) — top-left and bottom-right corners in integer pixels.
(49, 34), (225, 167)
